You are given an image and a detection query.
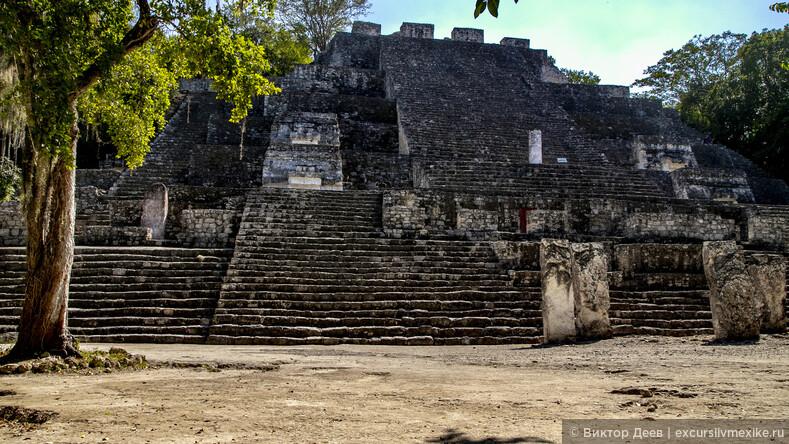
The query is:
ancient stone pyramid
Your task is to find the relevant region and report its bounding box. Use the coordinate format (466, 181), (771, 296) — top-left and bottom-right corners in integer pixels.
(0, 22), (786, 344)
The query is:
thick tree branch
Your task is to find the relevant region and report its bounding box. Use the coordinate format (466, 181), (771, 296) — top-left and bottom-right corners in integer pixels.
(71, 0), (159, 100)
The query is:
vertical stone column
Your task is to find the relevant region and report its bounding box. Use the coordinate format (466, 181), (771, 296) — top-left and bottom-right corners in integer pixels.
(702, 241), (760, 341)
(571, 242), (613, 340)
(529, 130), (542, 165)
(396, 102), (411, 156)
(540, 239), (575, 343)
(141, 183), (168, 240)
(748, 254), (787, 333)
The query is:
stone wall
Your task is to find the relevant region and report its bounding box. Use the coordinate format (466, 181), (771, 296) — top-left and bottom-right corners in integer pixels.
(745, 206), (789, 247)
(456, 208), (498, 232)
(522, 210), (567, 235)
(187, 144), (267, 188)
(110, 186), (245, 246)
(76, 186), (108, 214)
(619, 211), (736, 241)
(379, 189), (749, 242)
(176, 209), (240, 248)
(316, 32), (381, 70)
(79, 226), (152, 246)
(0, 201), (26, 246)
(382, 190), (427, 236)
(281, 64), (386, 98)
(343, 151), (411, 190)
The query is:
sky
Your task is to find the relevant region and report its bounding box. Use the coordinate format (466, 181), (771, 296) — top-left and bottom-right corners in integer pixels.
(363, 0), (788, 87)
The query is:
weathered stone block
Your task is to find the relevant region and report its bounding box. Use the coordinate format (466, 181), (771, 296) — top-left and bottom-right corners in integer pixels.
(456, 208), (497, 231)
(632, 139), (697, 172)
(400, 22), (434, 39)
(671, 168), (755, 203)
(500, 37), (530, 48)
(262, 112), (343, 190)
(748, 254), (787, 333)
(529, 130), (543, 164)
(571, 242), (612, 340)
(451, 28), (484, 43)
(540, 239), (575, 343)
(702, 241), (760, 341)
(352, 21), (381, 36)
(140, 183), (167, 240)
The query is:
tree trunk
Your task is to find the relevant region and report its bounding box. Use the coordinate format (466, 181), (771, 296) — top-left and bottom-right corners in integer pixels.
(8, 111), (80, 359)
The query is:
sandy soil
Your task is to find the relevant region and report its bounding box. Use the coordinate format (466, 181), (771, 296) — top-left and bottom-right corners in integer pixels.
(0, 334), (788, 443)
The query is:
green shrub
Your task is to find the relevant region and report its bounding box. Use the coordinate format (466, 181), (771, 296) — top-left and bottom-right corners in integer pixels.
(0, 157), (20, 201)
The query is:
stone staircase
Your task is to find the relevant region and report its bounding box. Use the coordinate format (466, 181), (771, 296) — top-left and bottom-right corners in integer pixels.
(0, 248), (24, 335)
(421, 160), (666, 199)
(608, 245), (714, 337)
(208, 188), (543, 345)
(109, 92), (223, 201)
(0, 246), (233, 343)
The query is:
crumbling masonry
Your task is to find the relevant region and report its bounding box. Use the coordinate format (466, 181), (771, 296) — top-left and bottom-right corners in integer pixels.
(1, 22), (787, 344)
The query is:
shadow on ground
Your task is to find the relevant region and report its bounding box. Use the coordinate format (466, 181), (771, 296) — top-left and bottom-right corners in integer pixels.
(425, 429), (554, 444)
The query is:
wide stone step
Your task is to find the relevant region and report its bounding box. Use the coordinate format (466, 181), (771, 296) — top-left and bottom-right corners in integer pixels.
(224, 277), (512, 287)
(610, 309), (711, 320)
(211, 314), (541, 329)
(215, 299), (540, 311)
(208, 324), (541, 340)
(70, 289), (219, 300)
(69, 306), (215, 318)
(234, 241), (497, 255)
(72, 262), (229, 272)
(611, 317), (713, 329)
(70, 297), (218, 309)
(226, 270), (510, 281)
(74, 334), (208, 344)
(612, 324), (715, 337)
(206, 334), (540, 345)
(217, 289), (531, 302)
(70, 275), (225, 285)
(230, 255), (502, 266)
(220, 282), (517, 293)
(70, 315), (212, 327)
(212, 305), (541, 317)
(72, 325), (208, 336)
(69, 282), (223, 292)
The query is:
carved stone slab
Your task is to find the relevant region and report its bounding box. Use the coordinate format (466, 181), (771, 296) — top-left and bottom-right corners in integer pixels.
(748, 254), (787, 333)
(141, 183), (168, 240)
(702, 241), (760, 341)
(540, 239), (575, 343)
(572, 242), (612, 340)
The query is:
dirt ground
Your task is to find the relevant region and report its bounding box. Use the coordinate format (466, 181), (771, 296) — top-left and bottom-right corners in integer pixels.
(0, 334), (787, 443)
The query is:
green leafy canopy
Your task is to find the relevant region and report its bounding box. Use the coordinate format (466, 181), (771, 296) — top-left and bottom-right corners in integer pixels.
(0, 0), (280, 169)
(475, 0), (519, 18)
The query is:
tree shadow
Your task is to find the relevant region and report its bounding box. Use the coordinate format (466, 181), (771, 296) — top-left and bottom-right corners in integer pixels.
(701, 338), (760, 346)
(424, 428), (554, 444)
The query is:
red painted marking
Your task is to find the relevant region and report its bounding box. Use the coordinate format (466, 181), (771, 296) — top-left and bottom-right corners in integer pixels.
(519, 208), (536, 233)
